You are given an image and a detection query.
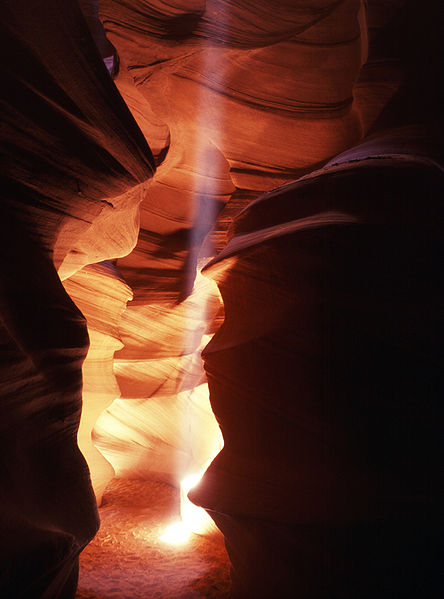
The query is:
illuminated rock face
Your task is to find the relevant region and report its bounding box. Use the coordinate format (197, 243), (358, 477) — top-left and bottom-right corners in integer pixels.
(1, 1), (443, 598)
(1, 0), (154, 596)
(62, 262), (133, 505)
(94, 1), (442, 597)
(92, 0), (368, 493)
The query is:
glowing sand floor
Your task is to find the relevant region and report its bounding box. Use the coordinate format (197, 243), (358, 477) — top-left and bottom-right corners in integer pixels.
(76, 478), (231, 599)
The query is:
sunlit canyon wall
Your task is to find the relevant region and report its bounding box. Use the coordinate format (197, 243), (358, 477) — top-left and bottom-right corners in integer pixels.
(1, 0), (443, 598)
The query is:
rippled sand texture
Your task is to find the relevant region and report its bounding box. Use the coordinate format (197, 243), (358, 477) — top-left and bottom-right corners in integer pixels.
(76, 479), (230, 599)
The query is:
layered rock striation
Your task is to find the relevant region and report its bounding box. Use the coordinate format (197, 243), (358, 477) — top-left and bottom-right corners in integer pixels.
(93, 0), (370, 496)
(191, 127), (444, 597)
(1, 0), (154, 596)
(1, 0), (443, 597)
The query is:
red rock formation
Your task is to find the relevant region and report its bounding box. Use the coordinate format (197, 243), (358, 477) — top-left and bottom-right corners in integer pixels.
(191, 128), (444, 597)
(1, 0), (443, 597)
(93, 0), (369, 503)
(1, 0), (154, 595)
(62, 262), (133, 504)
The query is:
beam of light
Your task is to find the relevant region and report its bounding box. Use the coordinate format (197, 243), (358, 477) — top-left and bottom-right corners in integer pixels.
(160, 520), (191, 545)
(160, 381), (223, 544)
(160, 464), (218, 544)
(180, 470), (218, 535)
(178, 377), (223, 536)
(161, 10), (231, 545)
(168, 23), (231, 542)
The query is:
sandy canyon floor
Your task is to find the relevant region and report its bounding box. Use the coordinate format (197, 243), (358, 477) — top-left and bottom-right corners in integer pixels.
(76, 478), (231, 599)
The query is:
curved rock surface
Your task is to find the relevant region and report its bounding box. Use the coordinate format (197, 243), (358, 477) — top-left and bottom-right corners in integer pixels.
(191, 128), (444, 597)
(63, 262), (133, 505)
(1, 0), (154, 596)
(94, 0), (369, 495)
(1, 0), (443, 597)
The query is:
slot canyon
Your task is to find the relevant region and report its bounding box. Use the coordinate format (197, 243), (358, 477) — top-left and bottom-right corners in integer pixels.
(1, 0), (443, 598)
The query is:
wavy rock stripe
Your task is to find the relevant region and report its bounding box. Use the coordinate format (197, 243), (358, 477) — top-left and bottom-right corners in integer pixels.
(92, 0), (367, 495)
(1, 0), (154, 596)
(63, 262), (133, 505)
(95, 273), (224, 485)
(3, 0), (443, 597)
(191, 129), (444, 597)
(101, 0), (365, 191)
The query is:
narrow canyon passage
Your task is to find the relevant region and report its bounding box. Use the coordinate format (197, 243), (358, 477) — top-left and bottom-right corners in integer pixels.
(1, 1), (443, 598)
(76, 479), (230, 599)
